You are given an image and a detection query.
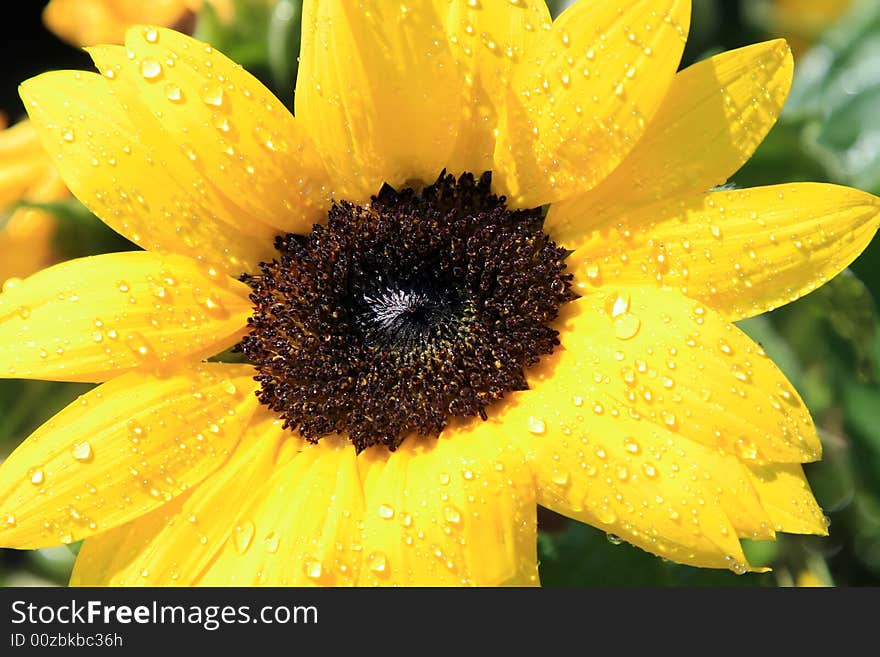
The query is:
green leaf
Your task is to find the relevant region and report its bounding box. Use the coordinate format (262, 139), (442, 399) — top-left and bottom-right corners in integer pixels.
(781, 0), (880, 192)
(15, 198), (136, 260)
(537, 522), (772, 587)
(268, 1), (302, 104)
(737, 314), (804, 388)
(194, 0), (302, 109)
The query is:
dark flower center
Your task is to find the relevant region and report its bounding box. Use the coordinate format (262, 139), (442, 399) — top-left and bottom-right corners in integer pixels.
(239, 171), (575, 452)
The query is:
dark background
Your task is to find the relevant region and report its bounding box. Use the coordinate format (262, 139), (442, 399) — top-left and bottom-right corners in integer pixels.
(0, 1), (91, 120)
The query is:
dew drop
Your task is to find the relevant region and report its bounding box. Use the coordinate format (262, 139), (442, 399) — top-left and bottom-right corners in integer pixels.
(610, 292), (631, 318)
(29, 469), (45, 485)
(164, 83), (183, 103)
(378, 503), (395, 519)
(444, 505), (462, 525)
(202, 86), (224, 107)
(369, 551), (388, 574)
(72, 441), (93, 462)
(303, 559), (323, 580)
(140, 58), (162, 80)
(125, 332), (153, 360)
(212, 115), (231, 132)
(614, 314), (641, 340)
(736, 440), (758, 461)
(527, 416), (546, 435)
(233, 521), (255, 554)
(550, 470), (570, 486)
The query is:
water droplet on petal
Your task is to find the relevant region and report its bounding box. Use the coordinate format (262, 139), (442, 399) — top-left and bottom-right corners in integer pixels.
(202, 86), (224, 107)
(550, 470), (570, 486)
(140, 58), (162, 80)
(72, 441), (93, 462)
(527, 416), (546, 435)
(164, 83), (183, 103)
(368, 551), (388, 574)
(443, 505), (462, 525)
(233, 521), (255, 554)
(624, 438), (640, 454)
(610, 292), (631, 318)
(613, 314), (641, 340)
(303, 559), (323, 580)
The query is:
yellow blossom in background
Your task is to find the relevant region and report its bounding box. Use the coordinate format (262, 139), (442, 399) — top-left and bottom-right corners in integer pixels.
(0, 0), (878, 586)
(0, 118), (67, 283)
(770, 0), (851, 53)
(795, 569), (830, 587)
(43, 0), (234, 46)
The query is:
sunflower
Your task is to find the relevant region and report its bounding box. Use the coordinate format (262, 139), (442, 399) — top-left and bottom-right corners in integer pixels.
(1, 0), (878, 586)
(0, 117), (67, 283)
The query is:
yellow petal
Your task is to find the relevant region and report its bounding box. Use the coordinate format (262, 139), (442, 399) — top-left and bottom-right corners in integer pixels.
(110, 27), (330, 234)
(20, 69), (275, 277)
(0, 363), (259, 549)
(357, 425), (538, 586)
(547, 40), (794, 242)
(0, 252), (251, 382)
(561, 288), (820, 462)
(70, 411), (292, 586)
(296, 0), (462, 200)
(493, 0), (691, 207)
(494, 287), (825, 570)
(496, 384), (757, 570)
(564, 183), (880, 321)
(439, 0), (552, 176)
(745, 463), (828, 535)
(198, 436), (366, 586)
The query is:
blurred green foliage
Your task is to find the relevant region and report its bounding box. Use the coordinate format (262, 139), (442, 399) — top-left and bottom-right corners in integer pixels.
(3, 0), (880, 587)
